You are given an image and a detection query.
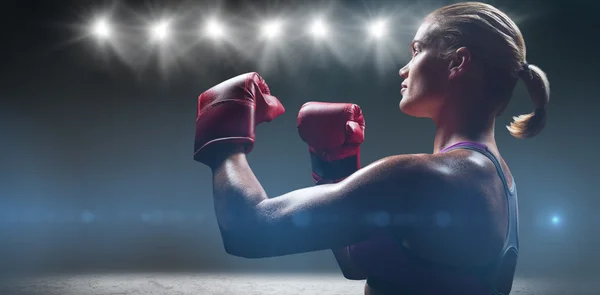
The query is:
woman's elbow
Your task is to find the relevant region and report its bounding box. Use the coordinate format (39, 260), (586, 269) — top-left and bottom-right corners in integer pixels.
(223, 241), (265, 259)
(342, 271), (368, 280)
(220, 227), (270, 259)
(218, 207), (301, 258)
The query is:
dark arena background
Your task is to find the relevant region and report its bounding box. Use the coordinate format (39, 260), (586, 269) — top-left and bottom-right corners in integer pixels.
(1, 0), (599, 294)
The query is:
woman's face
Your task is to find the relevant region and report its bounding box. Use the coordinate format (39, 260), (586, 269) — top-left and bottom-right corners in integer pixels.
(398, 21), (450, 119)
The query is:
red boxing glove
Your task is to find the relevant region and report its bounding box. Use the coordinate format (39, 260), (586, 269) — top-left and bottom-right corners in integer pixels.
(194, 72), (285, 165)
(297, 102), (365, 184)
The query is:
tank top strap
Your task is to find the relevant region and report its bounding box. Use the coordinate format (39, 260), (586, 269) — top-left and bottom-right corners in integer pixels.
(441, 141), (515, 195)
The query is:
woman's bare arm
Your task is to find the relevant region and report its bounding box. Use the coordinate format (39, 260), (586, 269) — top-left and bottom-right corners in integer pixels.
(210, 151), (456, 258)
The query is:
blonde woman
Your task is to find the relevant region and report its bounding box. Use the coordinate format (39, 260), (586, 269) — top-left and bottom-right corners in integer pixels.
(193, 2), (549, 294)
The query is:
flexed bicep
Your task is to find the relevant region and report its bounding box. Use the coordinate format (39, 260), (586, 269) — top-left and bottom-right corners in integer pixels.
(223, 154), (437, 258)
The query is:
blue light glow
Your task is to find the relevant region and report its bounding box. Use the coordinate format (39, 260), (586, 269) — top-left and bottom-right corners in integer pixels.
(81, 210), (96, 223)
(551, 215), (560, 225)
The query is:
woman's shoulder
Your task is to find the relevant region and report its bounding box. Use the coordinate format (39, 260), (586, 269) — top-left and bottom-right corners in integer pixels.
(356, 151), (499, 199)
(371, 150), (494, 179)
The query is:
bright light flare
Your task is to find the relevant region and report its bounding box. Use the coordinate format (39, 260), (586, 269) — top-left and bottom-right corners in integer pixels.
(92, 18), (111, 39)
(204, 19), (225, 39)
(551, 215), (561, 225)
(151, 20), (171, 41)
(309, 19), (328, 38)
(262, 20), (283, 39)
(368, 19), (387, 39)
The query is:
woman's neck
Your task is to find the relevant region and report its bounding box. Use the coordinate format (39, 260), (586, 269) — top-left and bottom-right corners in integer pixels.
(432, 99), (497, 154)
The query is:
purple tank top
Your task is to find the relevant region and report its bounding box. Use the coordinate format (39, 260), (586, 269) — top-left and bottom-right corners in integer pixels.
(348, 141), (519, 295)
(440, 141), (489, 153)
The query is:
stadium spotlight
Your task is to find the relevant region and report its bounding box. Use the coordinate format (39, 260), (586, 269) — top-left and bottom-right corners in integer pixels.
(91, 17), (111, 39)
(151, 20), (171, 42)
(262, 20), (283, 39)
(368, 19), (387, 39)
(204, 19), (225, 39)
(309, 18), (328, 38)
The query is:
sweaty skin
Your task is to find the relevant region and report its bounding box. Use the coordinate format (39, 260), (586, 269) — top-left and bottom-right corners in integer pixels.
(209, 145), (513, 281)
(208, 18), (516, 294)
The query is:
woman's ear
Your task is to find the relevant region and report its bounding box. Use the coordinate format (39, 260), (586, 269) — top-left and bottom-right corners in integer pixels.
(448, 47), (471, 79)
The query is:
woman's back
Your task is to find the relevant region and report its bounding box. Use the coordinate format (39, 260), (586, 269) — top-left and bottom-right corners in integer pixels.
(358, 142), (519, 294)
(406, 145), (513, 267)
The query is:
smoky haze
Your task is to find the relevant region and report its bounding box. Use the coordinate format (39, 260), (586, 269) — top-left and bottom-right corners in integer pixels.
(1, 0), (598, 279)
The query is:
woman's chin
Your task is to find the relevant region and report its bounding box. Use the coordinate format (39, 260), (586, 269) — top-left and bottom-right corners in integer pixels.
(399, 98), (416, 115)
(400, 99), (429, 118)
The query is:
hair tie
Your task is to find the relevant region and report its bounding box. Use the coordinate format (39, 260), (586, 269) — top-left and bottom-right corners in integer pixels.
(521, 62), (529, 73)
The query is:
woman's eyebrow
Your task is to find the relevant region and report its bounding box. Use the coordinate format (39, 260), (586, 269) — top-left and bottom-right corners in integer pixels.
(411, 40), (425, 47)
(410, 40), (424, 53)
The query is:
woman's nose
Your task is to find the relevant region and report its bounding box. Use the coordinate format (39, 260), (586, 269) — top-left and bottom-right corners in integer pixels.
(399, 65), (409, 79)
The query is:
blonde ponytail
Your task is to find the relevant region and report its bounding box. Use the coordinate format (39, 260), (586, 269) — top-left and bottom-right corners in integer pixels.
(506, 63), (550, 138)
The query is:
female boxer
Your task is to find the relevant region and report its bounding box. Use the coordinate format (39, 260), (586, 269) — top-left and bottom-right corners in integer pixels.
(193, 2), (549, 294)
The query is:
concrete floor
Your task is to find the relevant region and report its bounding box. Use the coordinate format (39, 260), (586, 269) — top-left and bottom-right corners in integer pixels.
(0, 273), (597, 295)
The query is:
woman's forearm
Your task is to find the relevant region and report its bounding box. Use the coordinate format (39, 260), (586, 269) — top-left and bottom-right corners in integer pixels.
(211, 152), (268, 231)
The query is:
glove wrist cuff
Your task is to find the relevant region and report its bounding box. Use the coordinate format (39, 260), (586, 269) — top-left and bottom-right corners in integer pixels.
(310, 151), (359, 184)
